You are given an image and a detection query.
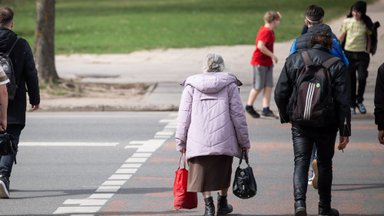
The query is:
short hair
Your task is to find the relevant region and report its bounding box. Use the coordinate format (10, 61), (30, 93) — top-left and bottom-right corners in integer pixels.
(305, 5), (324, 23)
(203, 53), (225, 73)
(310, 34), (332, 49)
(0, 7), (14, 26)
(264, 11), (282, 23)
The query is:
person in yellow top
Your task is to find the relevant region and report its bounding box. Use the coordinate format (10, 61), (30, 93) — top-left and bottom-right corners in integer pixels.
(339, 1), (372, 115)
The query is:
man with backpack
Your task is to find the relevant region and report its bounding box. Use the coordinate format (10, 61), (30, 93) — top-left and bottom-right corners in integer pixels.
(275, 25), (351, 216)
(289, 6), (350, 189)
(0, 7), (40, 199)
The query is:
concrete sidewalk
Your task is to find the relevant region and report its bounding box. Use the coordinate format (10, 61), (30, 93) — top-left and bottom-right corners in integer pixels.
(42, 0), (384, 114)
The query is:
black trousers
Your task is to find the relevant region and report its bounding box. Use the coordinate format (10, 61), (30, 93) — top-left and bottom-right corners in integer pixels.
(0, 124), (24, 178)
(345, 51), (370, 106)
(291, 125), (337, 205)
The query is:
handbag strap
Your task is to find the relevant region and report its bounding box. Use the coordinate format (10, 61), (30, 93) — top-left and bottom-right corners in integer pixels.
(238, 150), (250, 167)
(178, 152), (187, 169)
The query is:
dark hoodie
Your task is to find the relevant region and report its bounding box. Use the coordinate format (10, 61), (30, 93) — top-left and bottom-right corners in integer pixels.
(0, 27), (40, 125)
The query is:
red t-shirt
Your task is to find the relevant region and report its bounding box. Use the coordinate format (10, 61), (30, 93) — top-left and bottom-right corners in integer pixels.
(250, 25), (275, 66)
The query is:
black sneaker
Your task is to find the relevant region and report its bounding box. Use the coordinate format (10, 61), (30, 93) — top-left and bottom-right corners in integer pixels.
(261, 110), (279, 119)
(357, 103), (366, 114)
(245, 105), (260, 118)
(0, 175), (10, 199)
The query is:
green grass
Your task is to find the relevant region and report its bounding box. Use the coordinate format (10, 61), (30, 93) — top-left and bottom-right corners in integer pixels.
(6, 0), (374, 54)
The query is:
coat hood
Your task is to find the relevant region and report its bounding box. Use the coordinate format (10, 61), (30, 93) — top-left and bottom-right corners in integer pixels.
(0, 27), (17, 52)
(183, 72), (242, 94)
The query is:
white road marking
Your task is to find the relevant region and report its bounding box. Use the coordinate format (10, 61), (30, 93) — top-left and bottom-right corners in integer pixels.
(64, 199), (108, 206)
(115, 168), (138, 174)
(53, 115), (178, 215)
(125, 158), (147, 163)
(54, 207), (101, 214)
(131, 153), (152, 157)
(120, 163), (141, 168)
(108, 174), (132, 180)
(19, 142), (119, 147)
(88, 194), (114, 199)
(102, 180), (127, 186)
(96, 186), (120, 193)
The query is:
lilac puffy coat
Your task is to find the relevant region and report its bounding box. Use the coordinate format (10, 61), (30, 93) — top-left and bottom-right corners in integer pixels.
(175, 72), (250, 160)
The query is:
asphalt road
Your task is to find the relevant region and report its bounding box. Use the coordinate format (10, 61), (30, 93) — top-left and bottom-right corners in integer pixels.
(0, 112), (383, 216)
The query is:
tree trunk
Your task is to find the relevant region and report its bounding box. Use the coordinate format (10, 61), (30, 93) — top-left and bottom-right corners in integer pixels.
(35, 0), (59, 83)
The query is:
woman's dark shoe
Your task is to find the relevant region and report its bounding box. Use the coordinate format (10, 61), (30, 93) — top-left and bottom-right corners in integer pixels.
(217, 193), (233, 215)
(294, 200), (307, 216)
(204, 196), (215, 216)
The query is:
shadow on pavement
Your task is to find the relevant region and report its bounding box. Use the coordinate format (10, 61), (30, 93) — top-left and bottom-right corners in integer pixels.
(8, 187), (171, 199)
(333, 183), (384, 191)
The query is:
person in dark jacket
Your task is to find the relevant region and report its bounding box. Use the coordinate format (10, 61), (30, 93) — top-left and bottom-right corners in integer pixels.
(0, 7), (40, 199)
(275, 26), (351, 216)
(375, 63), (384, 145)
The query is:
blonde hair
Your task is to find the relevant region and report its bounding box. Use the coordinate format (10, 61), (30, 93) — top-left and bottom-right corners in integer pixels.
(264, 11), (282, 23)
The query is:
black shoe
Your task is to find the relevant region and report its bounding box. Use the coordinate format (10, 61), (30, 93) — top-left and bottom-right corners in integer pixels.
(319, 208), (339, 216)
(217, 193), (233, 215)
(261, 110), (279, 119)
(204, 196), (215, 216)
(294, 200), (307, 216)
(0, 175), (10, 199)
(357, 103), (367, 114)
(319, 204), (339, 216)
(245, 105), (260, 118)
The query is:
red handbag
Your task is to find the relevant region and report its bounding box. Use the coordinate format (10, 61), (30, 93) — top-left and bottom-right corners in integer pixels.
(173, 153), (198, 209)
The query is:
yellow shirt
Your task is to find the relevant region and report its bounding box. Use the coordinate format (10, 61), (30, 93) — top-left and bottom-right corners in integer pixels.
(340, 18), (371, 52)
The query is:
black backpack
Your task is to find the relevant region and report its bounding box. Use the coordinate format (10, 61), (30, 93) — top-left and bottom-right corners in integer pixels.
(288, 51), (339, 127)
(0, 37), (19, 100)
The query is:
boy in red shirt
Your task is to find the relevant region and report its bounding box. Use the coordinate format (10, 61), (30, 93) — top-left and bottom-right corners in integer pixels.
(246, 11), (281, 118)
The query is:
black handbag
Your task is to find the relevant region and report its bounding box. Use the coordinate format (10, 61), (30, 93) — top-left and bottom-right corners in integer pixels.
(0, 132), (17, 163)
(232, 151), (257, 199)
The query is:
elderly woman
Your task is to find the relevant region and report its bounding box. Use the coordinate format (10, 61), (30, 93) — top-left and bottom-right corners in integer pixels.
(175, 53), (250, 216)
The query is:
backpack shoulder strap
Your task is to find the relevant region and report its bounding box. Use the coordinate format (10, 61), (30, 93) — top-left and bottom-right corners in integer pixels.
(322, 57), (339, 69)
(6, 37), (20, 56)
(300, 51), (312, 66)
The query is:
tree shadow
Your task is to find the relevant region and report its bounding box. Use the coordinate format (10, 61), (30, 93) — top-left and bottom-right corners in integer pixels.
(333, 183), (384, 191)
(9, 187), (172, 199)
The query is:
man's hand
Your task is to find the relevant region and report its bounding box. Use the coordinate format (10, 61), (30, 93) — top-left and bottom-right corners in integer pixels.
(272, 55), (278, 64)
(0, 118), (6, 131)
(338, 136), (349, 151)
(31, 104), (39, 111)
(378, 130), (384, 145)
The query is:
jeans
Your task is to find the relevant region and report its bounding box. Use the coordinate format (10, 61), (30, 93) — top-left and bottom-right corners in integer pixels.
(291, 125), (337, 205)
(0, 124), (24, 178)
(345, 51), (370, 106)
